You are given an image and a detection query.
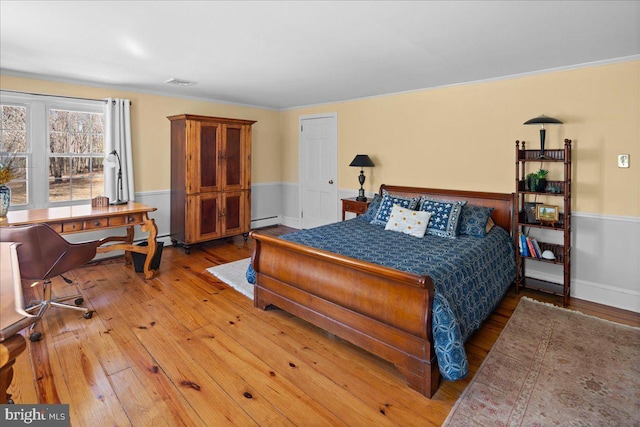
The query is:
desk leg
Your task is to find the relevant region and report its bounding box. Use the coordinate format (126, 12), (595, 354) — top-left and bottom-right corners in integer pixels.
(0, 334), (27, 404)
(141, 214), (158, 279)
(123, 226), (135, 267)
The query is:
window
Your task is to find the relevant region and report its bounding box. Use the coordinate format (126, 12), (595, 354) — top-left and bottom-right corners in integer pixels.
(0, 105), (27, 205)
(48, 109), (104, 202)
(0, 91), (105, 209)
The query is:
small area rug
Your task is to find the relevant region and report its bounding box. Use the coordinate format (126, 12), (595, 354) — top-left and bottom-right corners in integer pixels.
(207, 258), (254, 300)
(443, 296), (640, 426)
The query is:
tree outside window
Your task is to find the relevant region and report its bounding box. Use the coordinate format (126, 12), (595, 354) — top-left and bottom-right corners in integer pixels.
(0, 105), (27, 205)
(48, 109), (104, 202)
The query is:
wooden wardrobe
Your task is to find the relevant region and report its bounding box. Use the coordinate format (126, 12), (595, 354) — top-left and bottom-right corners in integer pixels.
(168, 114), (256, 253)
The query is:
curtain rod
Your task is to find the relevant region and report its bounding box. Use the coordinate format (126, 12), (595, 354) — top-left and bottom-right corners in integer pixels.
(0, 89), (132, 105)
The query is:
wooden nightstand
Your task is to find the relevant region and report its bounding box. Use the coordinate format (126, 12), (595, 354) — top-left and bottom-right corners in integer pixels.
(341, 197), (371, 221)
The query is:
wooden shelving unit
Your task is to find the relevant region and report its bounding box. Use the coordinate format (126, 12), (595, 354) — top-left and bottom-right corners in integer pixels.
(515, 139), (572, 306)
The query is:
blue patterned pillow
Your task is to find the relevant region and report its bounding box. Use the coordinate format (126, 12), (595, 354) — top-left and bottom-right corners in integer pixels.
(459, 205), (494, 238)
(418, 197), (467, 238)
(371, 190), (420, 226)
(361, 193), (382, 222)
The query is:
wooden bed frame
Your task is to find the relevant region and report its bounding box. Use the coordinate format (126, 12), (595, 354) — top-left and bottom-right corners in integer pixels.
(249, 184), (515, 398)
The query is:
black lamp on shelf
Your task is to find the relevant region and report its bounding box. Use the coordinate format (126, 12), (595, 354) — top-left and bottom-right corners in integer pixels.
(104, 149), (128, 205)
(349, 154), (375, 202)
(523, 114), (563, 159)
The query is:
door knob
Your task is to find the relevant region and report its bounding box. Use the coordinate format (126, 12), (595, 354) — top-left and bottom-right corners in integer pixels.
(328, 180), (334, 184)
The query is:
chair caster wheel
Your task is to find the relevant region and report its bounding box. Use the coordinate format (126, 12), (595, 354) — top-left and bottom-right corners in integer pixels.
(75, 298), (84, 305)
(29, 332), (42, 342)
(83, 311), (93, 319)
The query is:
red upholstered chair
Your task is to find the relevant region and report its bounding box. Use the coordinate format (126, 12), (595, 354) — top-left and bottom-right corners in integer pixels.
(0, 223), (105, 342)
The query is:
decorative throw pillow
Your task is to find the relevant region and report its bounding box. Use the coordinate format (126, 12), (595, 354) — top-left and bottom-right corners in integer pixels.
(486, 217), (495, 233)
(371, 190), (420, 226)
(385, 204), (431, 237)
(418, 196), (467, 238)
(361, 193), (382, 222)
(459, 205), (495, 238)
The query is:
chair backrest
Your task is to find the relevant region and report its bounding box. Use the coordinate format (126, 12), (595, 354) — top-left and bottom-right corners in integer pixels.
(0, 242), (38, 341)
(0, 223), (80, 281)
(0, 224), (66, 280)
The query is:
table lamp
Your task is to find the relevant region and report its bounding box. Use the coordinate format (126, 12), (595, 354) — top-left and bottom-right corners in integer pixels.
(104, 150), (128, 205)
(523, 114), (563, 159)
(349, 154), (375, 202)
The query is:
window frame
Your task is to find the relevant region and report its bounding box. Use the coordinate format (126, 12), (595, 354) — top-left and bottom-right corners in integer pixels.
(0, 91), (105, 209)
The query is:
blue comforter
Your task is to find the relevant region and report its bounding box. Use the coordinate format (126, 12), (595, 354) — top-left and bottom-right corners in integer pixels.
(247, 217), (515, 381)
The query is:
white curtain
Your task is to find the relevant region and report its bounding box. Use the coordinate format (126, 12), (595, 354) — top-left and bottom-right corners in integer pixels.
(104, 98), (134, 202)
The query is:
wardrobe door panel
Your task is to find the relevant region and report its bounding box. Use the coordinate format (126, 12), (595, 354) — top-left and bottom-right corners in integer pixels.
(198, 123), (221, 192)
(221, 191), (246, 236)
(222, 125), (243, 190)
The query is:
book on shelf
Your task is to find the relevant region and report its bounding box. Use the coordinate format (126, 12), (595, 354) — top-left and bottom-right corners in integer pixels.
(526, 237), (537, 258)
(519, 234), (529, 257)
(519, 234), (543, 258)
(531, 239), (542, 258)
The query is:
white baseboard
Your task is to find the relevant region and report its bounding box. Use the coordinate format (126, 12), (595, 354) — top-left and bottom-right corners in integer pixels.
(281, 216), (301, 229)
(525, 268), (640, 313)
(251, 215), (282, 229)
(572, 277), (640, 313)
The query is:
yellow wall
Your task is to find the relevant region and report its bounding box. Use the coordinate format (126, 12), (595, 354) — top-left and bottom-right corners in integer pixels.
(281, 60), (640, 217)
(0, 75), (283, 190)
(2, 59), (639, 216)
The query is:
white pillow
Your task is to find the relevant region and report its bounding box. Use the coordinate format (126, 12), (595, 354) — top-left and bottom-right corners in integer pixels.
(385, 204), (432, 237)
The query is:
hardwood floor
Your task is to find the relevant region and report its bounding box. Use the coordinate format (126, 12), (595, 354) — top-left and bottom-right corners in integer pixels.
(7, 225), (639, 426)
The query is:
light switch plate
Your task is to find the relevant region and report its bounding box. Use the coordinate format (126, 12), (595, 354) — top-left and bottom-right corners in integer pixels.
(618, 154), (630, 168)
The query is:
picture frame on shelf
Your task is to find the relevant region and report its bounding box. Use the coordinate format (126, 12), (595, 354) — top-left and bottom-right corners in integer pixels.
(524, 201), (541, 223)
(536, 204), (559, 223)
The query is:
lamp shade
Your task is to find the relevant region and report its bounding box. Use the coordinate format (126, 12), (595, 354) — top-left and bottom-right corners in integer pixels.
(349, 154), (375, 168)
(104, 150), (118, 168)
(523, 115), (563, 159)
(103, 149), (127, 205)
(523, 115), (563, 126)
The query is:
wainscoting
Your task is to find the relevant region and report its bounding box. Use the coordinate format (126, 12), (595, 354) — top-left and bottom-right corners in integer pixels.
(102, 184), (640, 313)
(527, 213), (640, 313)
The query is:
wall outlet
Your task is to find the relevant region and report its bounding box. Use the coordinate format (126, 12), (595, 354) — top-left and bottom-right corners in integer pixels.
(618, 154), (630, 168)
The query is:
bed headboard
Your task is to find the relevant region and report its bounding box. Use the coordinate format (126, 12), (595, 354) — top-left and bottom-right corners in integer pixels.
(379, 184), (515, 234)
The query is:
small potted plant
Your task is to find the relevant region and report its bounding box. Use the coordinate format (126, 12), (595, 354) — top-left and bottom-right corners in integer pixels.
(526, 169), (548, 192)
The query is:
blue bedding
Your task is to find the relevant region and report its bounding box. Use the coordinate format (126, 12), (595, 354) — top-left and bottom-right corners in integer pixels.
(247, 217), (515, 381)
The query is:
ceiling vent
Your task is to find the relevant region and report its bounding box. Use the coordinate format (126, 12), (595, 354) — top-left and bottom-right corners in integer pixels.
(164, 78), (197, 86)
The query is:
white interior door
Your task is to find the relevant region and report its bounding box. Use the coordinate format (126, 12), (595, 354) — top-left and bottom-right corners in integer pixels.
(299, 114), (338, 229)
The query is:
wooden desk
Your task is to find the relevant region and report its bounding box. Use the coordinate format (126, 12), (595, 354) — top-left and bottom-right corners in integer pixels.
(0, 202), (159, 279)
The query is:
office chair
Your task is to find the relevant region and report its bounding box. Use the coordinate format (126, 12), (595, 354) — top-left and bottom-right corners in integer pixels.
(0, 223), (106, 342)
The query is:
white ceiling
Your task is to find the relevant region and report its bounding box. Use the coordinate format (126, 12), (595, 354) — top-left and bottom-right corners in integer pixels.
(1, 1), (639, 110)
